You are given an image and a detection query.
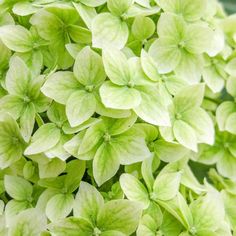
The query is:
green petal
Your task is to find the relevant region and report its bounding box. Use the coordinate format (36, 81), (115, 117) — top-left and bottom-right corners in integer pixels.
(74, 46), (106, 87)
(174, 83), (205, 113)
(120, 173), (150, 209)
(93, 142), (120, 186)
(79, 0), (106, 7)
(100, 81), (141, 110)
(149, 38), (181, 73)
(92, 13), (129, 49)
(41, 71), (80, 105)
(5, 56), (30, 96)
(68, 25), (92, 44)
(4, 175), (32, 201)
(226, 76), (236, 97)
(134, 86), (171, 126)
(153, 172), (181, 201)
(74, 181), (104, 224)
(46, 193), (74, 222)
(217, 152), (236, 179)
(97, 200), (142, 235)
(181, 107), (215, 145)
(66, 90), (96, 127)
(107, 0), (133, 16)
(24, 123), (61, 155)
(0, 25), (33, 52)
(173, 120), (198, 152)
(102, 48), (130, 85)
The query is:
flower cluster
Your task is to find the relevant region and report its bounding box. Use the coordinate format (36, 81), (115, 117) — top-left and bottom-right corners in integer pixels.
(0, 0), (235, 235)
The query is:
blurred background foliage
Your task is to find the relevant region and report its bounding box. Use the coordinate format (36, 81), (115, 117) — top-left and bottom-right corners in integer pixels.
(221, 0), (236, 14)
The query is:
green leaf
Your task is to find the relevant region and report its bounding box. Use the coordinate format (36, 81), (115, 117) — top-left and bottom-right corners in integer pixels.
(8, 208), (47, 236)
(92, 13), (129, 49)
(173, 120), (198, 152)
(153, 172), (181, 201)
(74, 46), (106, 87)
(41, 72), (80, 105)
(107, 0), (133, 16)
(4, 175), (32, 201)
(102, 48), (130, 85)
(46, 193), (74, 222)
(0, 25), (33, 52)
(174, 84), (205, 113)
(66, 90), (96, 127)
(120, 173), (150, 209)
(74, 182), (104, 225)
(5, 56), (30, 96)
(24, 123), (61, 155)
(100, 81), (141, 109)
(132, 16), (155, 41)
(93, 142), (120, 186)
(97, 200), (142, 235)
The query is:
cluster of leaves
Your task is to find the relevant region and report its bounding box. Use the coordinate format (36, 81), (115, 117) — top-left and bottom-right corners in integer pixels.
(0, 0), (236, 235)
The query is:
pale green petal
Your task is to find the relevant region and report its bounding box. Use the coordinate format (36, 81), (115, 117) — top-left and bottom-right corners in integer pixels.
(216, 101), (236, 131)
(217, 152), (236, 179)
(4, 175), (32, 201)
(132, 16), (155, 41)
(226, 76), (236, 97)
(74, 46), (105, 86)
(93, 142), (120, 186)
(120, 173), (150, 208)
(5, 56), (30, 96)
(173, 120), (198, 152)
(141, 157), (155, 192)
(74, 181), (104, 224)
(174, 83), (205, 113)
(92, 13), (129, 49)
(0, 25), (33, 52)
(97, 200), (142, 235)
(225, 58), (236, 76)
(181, 107), (215, 145)
(41, 71), (80, 105)
(66, 90), (96, 127)
(153, 172), (181, 201)
(102, 48), (130, 85)
(107, 0), (133, 16)
(100, 81), (141, 110)
(134, 86), (171, 126)
(225, 112), (236, 134)
(80, 0), (106, 7)
(68, 25), (91, 44)
(24, 123), (61, 155)
(46, 193), (74, 222)
(149, 38), (181, 73)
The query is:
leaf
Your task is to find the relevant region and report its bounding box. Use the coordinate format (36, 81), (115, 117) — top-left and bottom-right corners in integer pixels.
(5, 56), (30, 96)
(173, 120), (198, 152)
(107, 0), (133, 16)
(66, 90), (96, 127)
(120, 173), (150, 209)
(46, 193), (74, 222)
(134, 86), (171, 126)
(4, 175), (32, 201)
(97, 200), (142, 235)
(100, 81), (141, 109)
(8, 208), (47, 236)
(93, 142), (120, 186)
(102, 48), (130, 85)
(153, 172), (181, 201)
(92, 13), (129, 49)
(0, 25), (33, 52)
(74, 182), (104, 225)
(132, 16), (155, 41)
(24, 123), (61, 155)
(74, 46), (106, 87)
(41, 71), (80, 105)
(174, 84), (205, 113)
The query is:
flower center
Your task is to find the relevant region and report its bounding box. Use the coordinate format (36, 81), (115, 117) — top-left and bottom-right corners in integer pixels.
(93, 227), (101, 236)
(178, 41), (186, 48)
(85, 85), (94, 92)
(189, 226), (197, 235)
(150, 192), (158, 201)
(175, 113), (182, 120)
(103, 132), (111, 142)
(127, 81), (135, 88)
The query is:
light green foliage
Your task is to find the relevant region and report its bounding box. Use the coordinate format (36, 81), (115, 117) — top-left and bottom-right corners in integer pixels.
(0, 0), (235, 235)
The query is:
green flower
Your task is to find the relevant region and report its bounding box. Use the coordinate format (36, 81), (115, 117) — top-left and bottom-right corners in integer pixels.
(0, 56), (50, 142)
